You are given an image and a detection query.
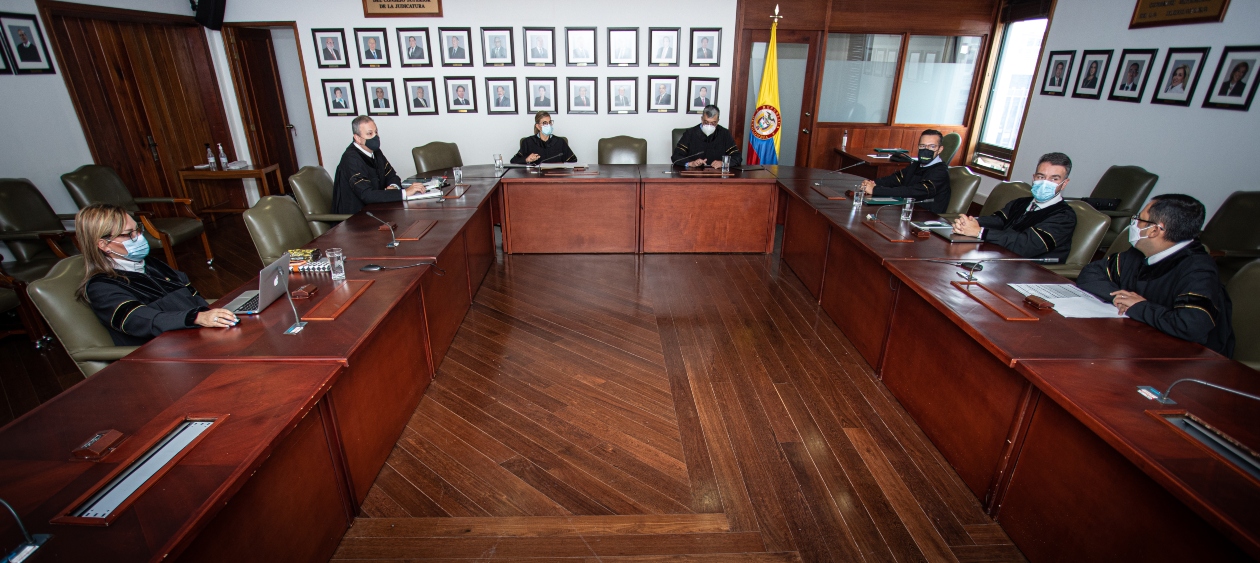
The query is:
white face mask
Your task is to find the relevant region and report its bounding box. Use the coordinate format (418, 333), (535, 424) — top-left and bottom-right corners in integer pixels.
(1127, 221), (1154, 246)
(700, 124), (716, 136)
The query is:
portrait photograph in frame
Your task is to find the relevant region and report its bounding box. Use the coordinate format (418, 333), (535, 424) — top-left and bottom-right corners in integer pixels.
(403, 78), (439, 115)
(689, 28), (721, 67)
(1108, 48), (1157, 103)
(523, 27), (555, 66)
(1071, 49), (1113, 100)
(445, 76), (477, 113)
(1150, 47), (1209, 107)
(607, 28), (638, 67)
(648, 76), (678, 113)
(567, 77), (597, 114)
(354, 28), (390, 68)
(312, 28), (350, 69)
(322, 79), (357, 116)
(487, 77), (518, 114)
(565, 27), (596, 67)
(1203, 46), (1260, 111)
(608, 77), (638, 114)
(687, 77), (718, 113)
(649, 28), (680, 67)
(1040, 50), (1074, 96)
(526, 77), (558, 113)
(0, 37), (10, 75)
(438, 27), (473, 67)
(0, 12), (52, 74)
(364, 79), (398, 116)
(397, 28), (432, 67)
(481, 27), (514, 67)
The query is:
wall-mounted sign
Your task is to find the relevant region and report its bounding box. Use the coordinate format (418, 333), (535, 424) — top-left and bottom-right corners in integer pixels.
(363, 0), (442, 18)
(1129, 0), (1229, 29)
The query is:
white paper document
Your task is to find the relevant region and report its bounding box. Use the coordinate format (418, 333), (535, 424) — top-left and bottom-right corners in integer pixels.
(1008, 283), (1126, 319)
(540, 162), (581, 169)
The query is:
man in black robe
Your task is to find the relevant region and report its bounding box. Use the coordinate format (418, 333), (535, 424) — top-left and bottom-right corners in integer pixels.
(672, 105), (740, 168)
(1078, 194), (1234, 356)
(859, 129), (952, 214)
(331, 116), (426, 214)
(951, 152), (1076, 262)
(511, 111), (577, 165)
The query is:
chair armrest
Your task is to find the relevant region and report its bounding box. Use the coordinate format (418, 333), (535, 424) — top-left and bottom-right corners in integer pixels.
(134, 197), (193, 205)
(40, 231), (78, 258)
(307, 213), (352, 222)
(0, 229), (68, 242)
(135, 213), (167, 241)
(1210, 249), (1260, 259)
(71, 346), (140, 362)
(57, 213), (77, 220)
(1100, 209), (1133, 218)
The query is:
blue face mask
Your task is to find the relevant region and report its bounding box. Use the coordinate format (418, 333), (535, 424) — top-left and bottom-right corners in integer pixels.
(540, 124), (553, 136)
(1031, 179), (1059, 202)
(113, 234), (150, 262)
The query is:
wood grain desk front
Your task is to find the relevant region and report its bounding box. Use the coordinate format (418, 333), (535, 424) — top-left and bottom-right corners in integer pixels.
(500, 164), (641, 253)
(639, 164), (779, 253)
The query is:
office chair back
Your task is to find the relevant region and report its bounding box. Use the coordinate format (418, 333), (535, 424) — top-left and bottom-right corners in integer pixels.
(597, 136), (648, 165)
(0, 178), (72, 264)
(1227, 259), (1260, 369)
(1200, 191), (1260, 255)
(60, 165), (143, 212)
(939, 132), (962, 165)
(1045, 201), (1111, 279)
(288, 166), (345, 236)
(943, 166), (981, 215)
(242, 196), (315, 265)
(28, 255), (135, 377)
(412, 142), (463, 175)
(979, 181), (1032, 217)
(1104, 232), (1132, 257)
(671, 128), (689, 151)
(1090, 165), (1158, 247)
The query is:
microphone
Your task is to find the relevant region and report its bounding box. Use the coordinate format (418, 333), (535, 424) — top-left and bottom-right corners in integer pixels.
(358, 261), (445, 275)
(364, 211), (399, 248)
(827, 161), (867, 174)
(1137, 378), (1260, 405)
(864, 205), (899, 223)
(672, 151), (704, 167)
(280, 254), (307, 335)
(529, 152), (565, 167)
(926, 257), (1057, 281)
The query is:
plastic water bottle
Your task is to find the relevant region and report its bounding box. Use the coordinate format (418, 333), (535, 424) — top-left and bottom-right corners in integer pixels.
(205, 144), (216, 169)
(901, 198), (915, 221)
(217, 143), (229, 169)
(841, 129), (849, 150)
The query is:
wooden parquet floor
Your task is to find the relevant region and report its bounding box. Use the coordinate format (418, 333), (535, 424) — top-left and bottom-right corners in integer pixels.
(332, 253), (1027, 562)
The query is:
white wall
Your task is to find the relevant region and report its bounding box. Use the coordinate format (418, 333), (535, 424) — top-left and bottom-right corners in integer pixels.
(979, 0), (1258, 218)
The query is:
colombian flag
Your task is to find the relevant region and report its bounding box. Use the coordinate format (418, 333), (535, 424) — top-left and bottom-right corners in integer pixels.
(746, 18), (781, 165)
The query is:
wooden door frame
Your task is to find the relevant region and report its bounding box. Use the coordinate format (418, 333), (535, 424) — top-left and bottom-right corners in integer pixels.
(221, 21), (323, 169)
(729, 28), (824, 167)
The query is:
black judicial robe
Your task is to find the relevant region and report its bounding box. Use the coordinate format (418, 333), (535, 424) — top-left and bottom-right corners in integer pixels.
(86, 260), (210, 346)
(510, 135), (577, 165)
(331, 143), (403, 214)
(1077, 241), (1234, 356)
(976, 197), (1075, 263)
(672, 124), (741, 167)
(872, 159), (952, 214)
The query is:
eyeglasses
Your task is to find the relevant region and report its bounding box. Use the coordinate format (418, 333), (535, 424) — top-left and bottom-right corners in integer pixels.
(103, 229), (141, 241)
(1131, 215), (1157, 227)
(918, 144), (940, 151)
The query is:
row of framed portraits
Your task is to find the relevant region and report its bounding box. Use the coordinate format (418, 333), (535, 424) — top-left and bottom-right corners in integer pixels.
(321, 76), (721, 117)
(1040, 45), (1259, 111)
(311, 27), (722, 70)
(0, 12), (54, 75)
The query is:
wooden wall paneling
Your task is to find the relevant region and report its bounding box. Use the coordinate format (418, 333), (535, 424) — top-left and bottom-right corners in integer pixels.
(738, 0), (830, 31)
(829, 0), (998, 36)
(807, 125), (969, 169)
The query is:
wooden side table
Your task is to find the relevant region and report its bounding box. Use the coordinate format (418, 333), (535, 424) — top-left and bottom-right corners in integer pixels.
(177, 163), (283, 216)
(834, 146), (910, 180)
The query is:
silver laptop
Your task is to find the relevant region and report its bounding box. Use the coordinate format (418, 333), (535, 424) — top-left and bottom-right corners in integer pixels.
(223, 254), (290, 314)
(912, 220), (984, 244)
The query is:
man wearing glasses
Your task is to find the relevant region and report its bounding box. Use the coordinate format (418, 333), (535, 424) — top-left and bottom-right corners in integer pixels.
(860, 129), (952, 214)
(951, 152), (1076, 262)
(1077, 194), (1234, 356)
(510, 111), (577, 165)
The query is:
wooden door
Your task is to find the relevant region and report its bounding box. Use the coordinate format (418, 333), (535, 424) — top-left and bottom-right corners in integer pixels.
(223, 26), (300, 184)
(731, 29), (822, 167)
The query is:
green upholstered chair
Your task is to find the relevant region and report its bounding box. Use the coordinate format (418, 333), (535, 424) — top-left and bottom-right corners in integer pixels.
(28, 255), (138, 377)
(939, 166), (981, 220)
(412, 142), (464, 175)
(1226, 259), (1260, 370)
(1087, 165), (1158, 249)
(1199, 191), (1260, 285)
(0, 284), (20, 340)
(978, 181), (1032, 218)
(0, 178), (78, 343)
(1104, 232), (1132, 257)
(242, 196), (315, 265)
(671, 128), (689, 150)
(597, 136), (648, 165)
(1044, 201), (1112, 279)
(60, 165), (212, 270)
(939, 132), (962, 165)
(288, 166), (350, 236)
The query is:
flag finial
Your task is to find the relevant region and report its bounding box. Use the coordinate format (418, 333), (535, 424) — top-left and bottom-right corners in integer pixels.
(771, 5), (783, 21)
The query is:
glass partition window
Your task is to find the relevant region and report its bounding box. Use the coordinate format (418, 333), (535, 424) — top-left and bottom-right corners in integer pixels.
(817, 33), (901, 123)
(973, 18), (1048, 176)
(894, 35), (982, 125)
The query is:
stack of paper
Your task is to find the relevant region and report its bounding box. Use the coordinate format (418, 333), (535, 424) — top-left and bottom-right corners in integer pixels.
(1008, 283), (1126, 318)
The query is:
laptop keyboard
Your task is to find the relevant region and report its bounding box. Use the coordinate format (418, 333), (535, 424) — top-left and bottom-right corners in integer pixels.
(233, 294), (259, 313)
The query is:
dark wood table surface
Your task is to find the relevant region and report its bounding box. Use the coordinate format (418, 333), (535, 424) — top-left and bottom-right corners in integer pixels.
(318, 206), (480, 261)
(501, 163), (642, 181)
(418, 163), (507, 179)
(834, 146), (910, 180)
(398, 176), (499, 210)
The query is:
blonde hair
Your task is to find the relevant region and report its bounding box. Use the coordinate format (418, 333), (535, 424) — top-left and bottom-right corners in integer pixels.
(75, 203), (131, 302)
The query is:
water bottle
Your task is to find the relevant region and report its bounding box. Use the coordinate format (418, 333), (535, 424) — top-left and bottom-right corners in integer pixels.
(841, 129), (849, 151)
(205, 144), (216, 169)
(901, 198), (915, 221)
(217, 143), (229, 169)
(721, 155), (730, 173)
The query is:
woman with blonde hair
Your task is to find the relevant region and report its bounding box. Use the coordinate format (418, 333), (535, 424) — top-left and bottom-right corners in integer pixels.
(76, 203), (237, 345)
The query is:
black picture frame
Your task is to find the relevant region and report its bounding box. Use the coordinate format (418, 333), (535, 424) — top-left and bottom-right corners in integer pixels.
(648, 28), (680, 67)
(686, 77), (718, 113)
(526, 77), (558, 113)
(438, 27), (473, 67)
(1202, 45), (1260, 111)
(311, 28), (350, 69)
(322, 79), (357, 116)
(403, 78), (439, 115)
(480, 27), (514, 67)
(1040, 50), (1075, 96)
(397, 28), (432, 68)
(486, 77), (518, 114)
(1108, 48), (1157, 103)
(445, 76), (477, 113)
(608, 77), (638, 114)
(523, 27), (556, 66)
(647, 75), (678, 113)
(689, 28), (721, 67)
(567, 77), (597, 114)
(354, 28), (390, 68)
(1151, 47), (1210, 107)
(607, 28), (638, 67)
(363, 79), (398, 116)
(1071, 49), (1113, 100)
(565, 27), (597, 67)
(0, 12), (53, 74)
(0, 27), (12, 75)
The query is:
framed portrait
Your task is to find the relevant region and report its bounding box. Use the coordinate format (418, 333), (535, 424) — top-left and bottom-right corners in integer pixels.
(486, 77), (518, 114)
(0, 38), (10, 75)
(311, 28), (350, 69)
(0, 13), (53, 74)
(397, 28), (431, 67)
(565, 27), (596, 67)
(608, 77), (638, 114)
(1040, 50), (1075, 96)
(364, 79), (397, 116)
(322, 79), (357, 116)
(354, 28), (389, 68)
(1203, 46), (1260, 111)
(686, 77), (718, 113)
(481, 27), (514, 67)
(526, 77), (558, 113)
(1071, 49), (1112, 100)
(567, 77), (597, 114)
(445, 76), (477, 113)
(648, 28), (680, 67)
(1151, 47), (1210, 107)
(523, 28), (555, 66)
(607, 28), (638, 67)
(1108, 49), (1157, 103)
(438, 28), (473, 66)
(689, 28), (721, 67)
(647, 76), (678, 113)
(403, 78), (439, 115)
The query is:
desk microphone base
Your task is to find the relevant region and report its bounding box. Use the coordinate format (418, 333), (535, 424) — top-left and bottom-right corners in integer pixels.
(284, 322), (307, 335)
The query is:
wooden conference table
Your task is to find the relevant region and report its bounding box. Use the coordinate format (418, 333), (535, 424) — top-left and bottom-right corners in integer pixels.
(0, 164), (1253, 562)
(833, 146), (911, 180)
